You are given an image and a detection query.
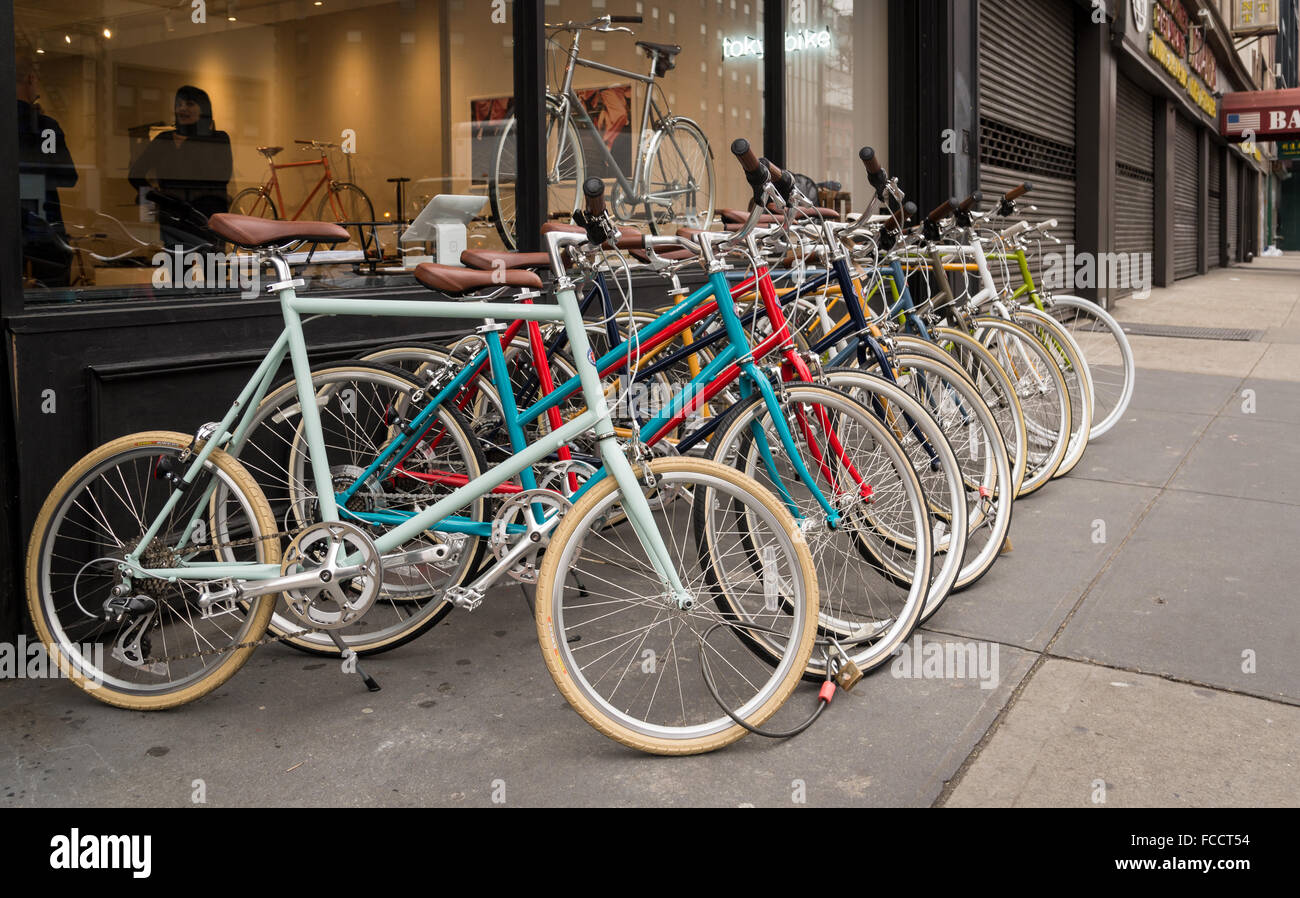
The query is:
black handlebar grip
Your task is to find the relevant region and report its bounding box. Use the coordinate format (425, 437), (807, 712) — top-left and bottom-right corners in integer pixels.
(583, 177), (607, 216)
(609, 15), (643, 23)
(927, 199), (955, 223)
(1004, 181), (1033, 202)
(958, 192), (982, 213)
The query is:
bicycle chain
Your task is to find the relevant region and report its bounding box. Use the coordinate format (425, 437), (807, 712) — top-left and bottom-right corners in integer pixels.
(126, 463), (502, 666)
(132, 528), (324, 665)
(135, 507), (460, 665)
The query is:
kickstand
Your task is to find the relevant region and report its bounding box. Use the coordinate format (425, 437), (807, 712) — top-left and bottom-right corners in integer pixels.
(327, 630), (381, 692)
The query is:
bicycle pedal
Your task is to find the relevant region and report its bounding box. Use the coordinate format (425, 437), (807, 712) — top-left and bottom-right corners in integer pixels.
(834, 660), (864, 692)
(445, 585), (484, 611)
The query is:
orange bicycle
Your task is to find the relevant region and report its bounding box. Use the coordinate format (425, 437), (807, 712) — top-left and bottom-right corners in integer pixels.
(230, 138), (379, 257)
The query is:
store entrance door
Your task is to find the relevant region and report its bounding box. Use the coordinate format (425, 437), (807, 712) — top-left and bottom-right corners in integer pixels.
(1279, 173), (1300, 250)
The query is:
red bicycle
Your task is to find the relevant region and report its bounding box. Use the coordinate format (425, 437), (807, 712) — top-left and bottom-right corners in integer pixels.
(230, 138), (379, 257)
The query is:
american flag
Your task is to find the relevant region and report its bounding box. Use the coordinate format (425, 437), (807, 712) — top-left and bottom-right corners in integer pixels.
(1227, 112), (1261, 133)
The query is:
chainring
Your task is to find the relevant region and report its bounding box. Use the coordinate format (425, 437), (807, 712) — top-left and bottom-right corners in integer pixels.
(488, 489), (572, 583)
(280, 520), (382, 629)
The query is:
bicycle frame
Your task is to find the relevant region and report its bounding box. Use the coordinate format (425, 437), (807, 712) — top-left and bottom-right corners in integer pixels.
(551, 28), (698, 213)
(119, 251), (692, 603)
(529, 253), (928, 519)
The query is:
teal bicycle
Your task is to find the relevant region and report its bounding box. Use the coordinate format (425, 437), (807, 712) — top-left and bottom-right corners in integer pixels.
(24, 188), (821, 755)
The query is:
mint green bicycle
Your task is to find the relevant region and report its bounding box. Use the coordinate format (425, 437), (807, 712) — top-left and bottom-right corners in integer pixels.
(24, 193), (820, 755)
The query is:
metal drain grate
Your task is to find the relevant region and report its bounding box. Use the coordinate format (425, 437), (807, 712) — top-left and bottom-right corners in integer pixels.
(1116, 322), (1263, 341)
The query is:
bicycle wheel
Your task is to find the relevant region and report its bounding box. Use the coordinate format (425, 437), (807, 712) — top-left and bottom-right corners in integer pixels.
(362, 341), (512, 444)
(230, 187), (278, 220)
(1043, 295), (1135, 439)
(534, 457), (818, 754)
(931, 326), (1030, 497)
(1008, 308), (1093, 477)
(317, 182), (379, 259)
(819, 368), (970, 618)
(973, 317), (1072, 496)
(490, 99), (584, 250)
(830, 358), (1014, 595)
(706, 383), (932, 676)
(220, 363), (487, 655)
(644, 118), (715, 235)
(26, 431), (279, 709)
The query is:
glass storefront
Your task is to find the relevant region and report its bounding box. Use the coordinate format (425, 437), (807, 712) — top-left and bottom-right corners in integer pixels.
(14, 0), (517, 305)
(529, 0), (763, 234)
(783, 0), (887, 216)
(13, 1), (779, 306)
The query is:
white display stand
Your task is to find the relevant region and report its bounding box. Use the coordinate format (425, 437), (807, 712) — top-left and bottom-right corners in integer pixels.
(399, 194), (486, 266)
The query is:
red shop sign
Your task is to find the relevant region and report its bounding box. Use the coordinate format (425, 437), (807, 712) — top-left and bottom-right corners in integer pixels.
(1220, 87), (1300, 140)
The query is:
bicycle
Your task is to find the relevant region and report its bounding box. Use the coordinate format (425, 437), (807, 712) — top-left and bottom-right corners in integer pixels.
(472, 152), (1005, 601)
(902, 194), (1091, 481)
(230, 138), (379, 259)
(984, 216), (1135, 440)
(24, 194), (822, 755)
(490, 13), (714, 249)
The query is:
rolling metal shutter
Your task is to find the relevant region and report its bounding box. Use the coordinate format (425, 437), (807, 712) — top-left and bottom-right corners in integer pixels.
(1173, 115), (1200, 278)
(1243, 168), (1256, 257)
(1207, 146), (1222, 267)
(1227, 156), (1239, 262)
(978, 0), (1075, 283)
(1114, 74), (1154, 299)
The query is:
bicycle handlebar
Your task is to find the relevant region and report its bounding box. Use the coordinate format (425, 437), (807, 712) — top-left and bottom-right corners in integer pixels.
(761, 157), (795, 203)
(883, 201), (917, 235)
(583, 177), (607, 217)
(547, 15), (639, 31)
(998, 220), (1032, 241)
(1003, 181), (1032, 202)
(927, 199), (954, 223)
(731, 138), (761, 175)
(958, 192), (982, 213)
(858, 146), (882, 177)
(858, 146), (892, 196)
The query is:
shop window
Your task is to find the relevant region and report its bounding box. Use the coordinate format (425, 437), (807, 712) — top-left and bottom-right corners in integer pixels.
(784, 0), (889, 216)
(13, 0), (513, 306)
(543, 0), (762, 231)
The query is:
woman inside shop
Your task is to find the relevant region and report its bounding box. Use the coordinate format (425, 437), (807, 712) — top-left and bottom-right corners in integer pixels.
(128, 85), (233, 258)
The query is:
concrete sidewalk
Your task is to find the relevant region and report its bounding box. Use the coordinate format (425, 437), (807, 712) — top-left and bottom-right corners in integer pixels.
(2, 259), (1297, 807)
(942, 257), (1300, 807)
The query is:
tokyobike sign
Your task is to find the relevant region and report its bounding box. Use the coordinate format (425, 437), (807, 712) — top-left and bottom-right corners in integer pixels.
(721, 28), (831, 60)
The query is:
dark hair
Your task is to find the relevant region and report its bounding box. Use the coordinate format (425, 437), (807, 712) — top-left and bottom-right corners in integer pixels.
(174, 84), (215, 136)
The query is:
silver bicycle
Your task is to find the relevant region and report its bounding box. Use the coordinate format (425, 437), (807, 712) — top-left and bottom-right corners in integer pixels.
(490, 13), (715, 249)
